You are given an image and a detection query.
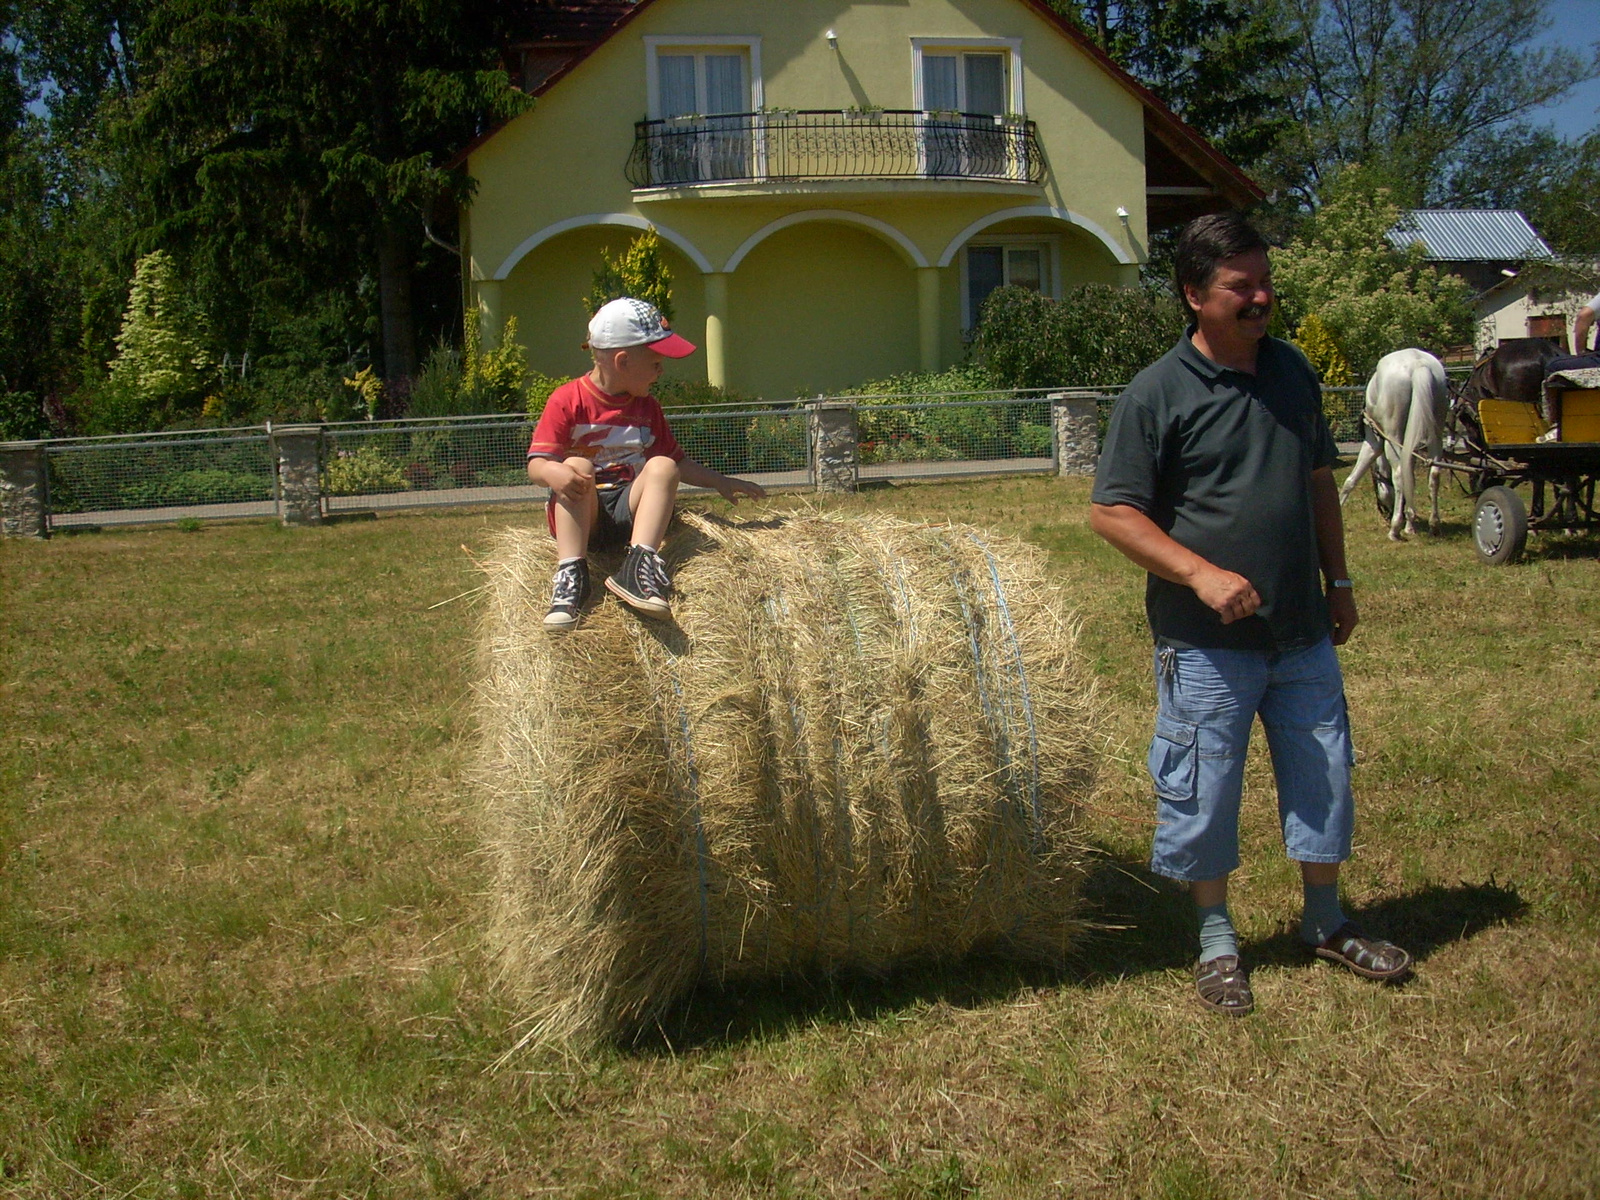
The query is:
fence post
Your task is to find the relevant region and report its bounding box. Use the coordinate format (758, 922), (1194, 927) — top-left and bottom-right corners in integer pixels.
(272, 425), (324, 526)
(1051, 393), (1103, 476)
(808, 400), (859, 493)
(0, 440), (50, 539)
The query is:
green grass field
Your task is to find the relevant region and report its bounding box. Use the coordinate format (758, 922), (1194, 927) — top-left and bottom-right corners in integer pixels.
(2, 475), (1597, 1198)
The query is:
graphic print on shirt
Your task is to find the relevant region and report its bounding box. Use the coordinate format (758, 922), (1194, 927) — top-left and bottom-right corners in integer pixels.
(570, 422), (656, 481)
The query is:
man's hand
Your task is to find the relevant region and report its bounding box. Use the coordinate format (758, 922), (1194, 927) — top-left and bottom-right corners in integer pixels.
(1327, 585), (1359, 646)
(1190, 563), (1262, 625)
(718, 476), (767, 503)
(544, 461), (593, 504)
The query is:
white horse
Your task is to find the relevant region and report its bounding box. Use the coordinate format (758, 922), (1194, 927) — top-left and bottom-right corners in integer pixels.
(1338, 348), (1449, 540)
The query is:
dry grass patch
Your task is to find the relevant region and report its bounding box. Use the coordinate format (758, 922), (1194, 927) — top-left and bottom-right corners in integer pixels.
(0, 478), (1596, 1197)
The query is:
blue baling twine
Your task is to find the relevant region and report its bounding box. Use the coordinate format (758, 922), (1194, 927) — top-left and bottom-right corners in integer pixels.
(668, 672), (711, 972)
(972, 535), (1043, 844)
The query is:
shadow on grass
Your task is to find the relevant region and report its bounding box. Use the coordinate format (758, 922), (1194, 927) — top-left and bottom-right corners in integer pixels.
(628, 863), (1528, 1053)
(1242, 877), (1529, 970)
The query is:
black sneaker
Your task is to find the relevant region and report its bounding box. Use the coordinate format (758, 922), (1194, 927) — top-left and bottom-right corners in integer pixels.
(604, 544), (672, 618)
(543, 559), (590, 629)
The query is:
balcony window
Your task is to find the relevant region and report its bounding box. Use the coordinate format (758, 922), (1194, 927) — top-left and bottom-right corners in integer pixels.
(645, 38), (761, 186)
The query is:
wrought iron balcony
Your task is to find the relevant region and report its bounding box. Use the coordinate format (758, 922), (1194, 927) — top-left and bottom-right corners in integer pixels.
(625, 109), (1045, 189)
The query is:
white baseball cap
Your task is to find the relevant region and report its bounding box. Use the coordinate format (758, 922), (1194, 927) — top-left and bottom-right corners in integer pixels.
(586, 297), (696, 357)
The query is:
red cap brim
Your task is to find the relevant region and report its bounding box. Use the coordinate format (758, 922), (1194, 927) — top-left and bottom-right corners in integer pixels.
(648, 331), (698, 358)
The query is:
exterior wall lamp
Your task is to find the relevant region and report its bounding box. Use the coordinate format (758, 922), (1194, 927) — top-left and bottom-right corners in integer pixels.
(826, 29), (838, 47)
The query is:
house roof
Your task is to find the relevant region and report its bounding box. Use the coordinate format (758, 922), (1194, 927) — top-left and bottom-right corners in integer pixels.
(1389, 210), (1554, 263)
(503, 0), (635, 47)
(460, 0), (1260, 208)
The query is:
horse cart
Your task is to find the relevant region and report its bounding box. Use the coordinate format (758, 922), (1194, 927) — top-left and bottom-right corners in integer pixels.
(1450, 366), (1600, 565)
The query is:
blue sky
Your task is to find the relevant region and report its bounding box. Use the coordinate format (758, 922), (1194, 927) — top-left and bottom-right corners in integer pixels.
(1527, 0), (1600, 139)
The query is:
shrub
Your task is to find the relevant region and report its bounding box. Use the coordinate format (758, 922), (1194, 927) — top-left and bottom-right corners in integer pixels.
(584, 227), (674, 320)
(527, 369), (567, 420)
(972, 283), (1183, 390)
(119, 468), (272, 508)
(1293, 312), (1354, 386)
(104, 250), (214, 431)
(463, 314), (530, 414)
(0, 390), (47, 440)
(325, 444), (410, 495)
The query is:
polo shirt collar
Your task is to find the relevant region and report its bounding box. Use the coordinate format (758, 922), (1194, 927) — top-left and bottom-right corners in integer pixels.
(1177, 324), (1269, 382)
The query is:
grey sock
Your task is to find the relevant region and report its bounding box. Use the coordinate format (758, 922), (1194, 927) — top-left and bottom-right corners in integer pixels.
(1197, 901), (1239, 962)
(1300, 880), (1346, 946)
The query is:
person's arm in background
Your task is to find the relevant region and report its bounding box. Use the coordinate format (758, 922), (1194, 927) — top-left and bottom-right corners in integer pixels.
(1575, 305), (1595, 355)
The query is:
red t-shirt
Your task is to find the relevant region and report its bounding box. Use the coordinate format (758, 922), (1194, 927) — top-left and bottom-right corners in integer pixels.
(526, 375), (685, 487)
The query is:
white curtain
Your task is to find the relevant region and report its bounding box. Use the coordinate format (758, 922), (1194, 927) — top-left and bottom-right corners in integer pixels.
(703, 54), (746, 114)
(923, 54), (958, 110)
(659, 54), (697, 118)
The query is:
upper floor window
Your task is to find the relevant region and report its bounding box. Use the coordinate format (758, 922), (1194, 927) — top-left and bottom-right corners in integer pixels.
(646, 36), (762, 119)
(912, 38), (1024, 116)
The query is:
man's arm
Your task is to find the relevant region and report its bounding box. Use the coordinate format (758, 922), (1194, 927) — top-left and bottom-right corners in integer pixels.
(678, 456), (766, 501)
(1310, 466), (1358, 646)
(1088, 502), (1262, 625)
(1576, 306), (1596, 355)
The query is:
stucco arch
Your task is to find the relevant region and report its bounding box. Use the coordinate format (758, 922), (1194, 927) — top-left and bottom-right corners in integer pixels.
(491, 213), (714, 280)
(724, 210), (930, 273)
(937, 206), (1135, 268)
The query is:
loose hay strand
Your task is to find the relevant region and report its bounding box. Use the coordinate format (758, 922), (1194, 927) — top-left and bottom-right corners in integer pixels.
(475, 509), (1102, 1047)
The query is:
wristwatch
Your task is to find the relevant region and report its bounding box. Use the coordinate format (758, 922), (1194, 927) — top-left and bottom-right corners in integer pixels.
(1328, 578), (1354, 589)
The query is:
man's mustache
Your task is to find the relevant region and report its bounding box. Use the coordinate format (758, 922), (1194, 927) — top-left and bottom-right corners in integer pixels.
(1239, 302), (1271, 320)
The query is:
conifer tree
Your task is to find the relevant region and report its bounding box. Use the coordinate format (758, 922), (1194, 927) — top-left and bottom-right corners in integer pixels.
(584, 228), (675, 322)
(104, 249), (212, 430)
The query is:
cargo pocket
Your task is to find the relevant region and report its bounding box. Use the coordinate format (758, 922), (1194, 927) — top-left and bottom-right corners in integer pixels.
(1147, 714), (1199, 802)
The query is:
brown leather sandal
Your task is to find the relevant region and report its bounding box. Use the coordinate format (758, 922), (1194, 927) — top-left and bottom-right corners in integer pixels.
(1195, 954), (1254, 1016)
(1314, 921), (1412, 981)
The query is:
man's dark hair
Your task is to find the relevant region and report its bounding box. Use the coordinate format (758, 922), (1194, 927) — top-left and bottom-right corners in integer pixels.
(1174, 211), (1269, 300)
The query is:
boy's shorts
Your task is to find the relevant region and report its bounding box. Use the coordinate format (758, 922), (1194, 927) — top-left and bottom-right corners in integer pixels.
(545, 481), (634, 550)
(1147, 637), (1355, 882)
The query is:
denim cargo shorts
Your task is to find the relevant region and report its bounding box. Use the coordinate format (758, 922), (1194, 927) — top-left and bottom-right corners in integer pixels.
(1147, 637), (1355, 882)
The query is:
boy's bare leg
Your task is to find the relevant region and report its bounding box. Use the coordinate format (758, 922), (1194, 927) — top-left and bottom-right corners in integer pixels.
(626, 455), (681, 549)
(551, 456), (597, 559)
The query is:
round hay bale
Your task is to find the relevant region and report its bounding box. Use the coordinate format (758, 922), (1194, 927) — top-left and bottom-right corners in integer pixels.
(476, 508), (1100, 1046)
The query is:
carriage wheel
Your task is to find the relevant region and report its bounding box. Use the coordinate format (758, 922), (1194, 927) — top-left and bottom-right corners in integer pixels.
(1473, 486), (1528, 566)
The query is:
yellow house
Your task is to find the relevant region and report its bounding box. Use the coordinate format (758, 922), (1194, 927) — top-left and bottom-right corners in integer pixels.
(457, 0), (1259, 398)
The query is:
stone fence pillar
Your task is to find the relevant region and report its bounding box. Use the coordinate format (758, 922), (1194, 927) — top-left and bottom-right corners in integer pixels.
(808, 401), (859, 493)
(0, 440), (50, 539)
(1051, 393), (1104, 476)
(272, 425), (324, 526)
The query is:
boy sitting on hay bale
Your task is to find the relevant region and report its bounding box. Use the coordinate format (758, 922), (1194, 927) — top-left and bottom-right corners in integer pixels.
(525, 297), (766, 628)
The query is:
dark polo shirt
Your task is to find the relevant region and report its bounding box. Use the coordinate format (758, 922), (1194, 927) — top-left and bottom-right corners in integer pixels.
(1091, 330), (1337, 651)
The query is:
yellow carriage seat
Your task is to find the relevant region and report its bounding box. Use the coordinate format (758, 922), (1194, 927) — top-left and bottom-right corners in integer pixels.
(1559, 389), (1600, 442)
(1477, 398), (1548, 445)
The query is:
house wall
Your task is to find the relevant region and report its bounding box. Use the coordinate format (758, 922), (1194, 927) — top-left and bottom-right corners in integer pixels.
(465, 0), (1150, 391)
(1476, 281), (1599, 354)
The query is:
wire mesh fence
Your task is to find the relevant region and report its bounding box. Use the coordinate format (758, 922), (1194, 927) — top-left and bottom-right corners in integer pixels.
(855, 395), (1056, 479)
(322, 416), (539, 513)
(46, 429), (277, 528)
(19, 382), (1388, 533)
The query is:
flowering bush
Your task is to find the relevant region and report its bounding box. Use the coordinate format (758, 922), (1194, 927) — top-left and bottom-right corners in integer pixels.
(325, 444), (410, 495)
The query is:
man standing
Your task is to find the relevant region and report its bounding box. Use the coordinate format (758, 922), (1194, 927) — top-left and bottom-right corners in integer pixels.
(1089, 212), (1411, 1017)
